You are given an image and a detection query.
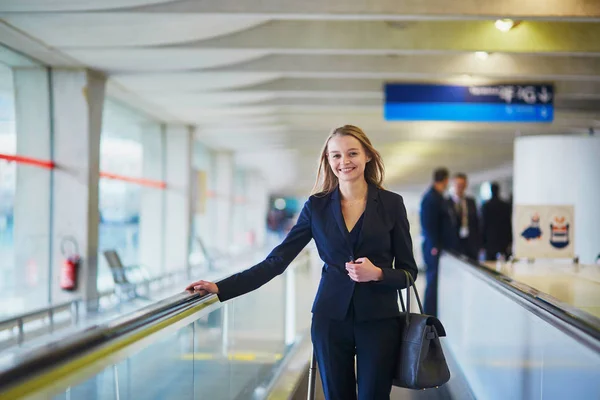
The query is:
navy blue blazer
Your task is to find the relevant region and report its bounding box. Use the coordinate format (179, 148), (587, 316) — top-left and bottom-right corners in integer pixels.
(217, 184), (418, 322)
(420, 187), (458, 252)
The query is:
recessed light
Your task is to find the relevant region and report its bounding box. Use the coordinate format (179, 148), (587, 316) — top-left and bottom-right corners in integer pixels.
(495, 19), (515, 32)
(475, 51), (489, 60)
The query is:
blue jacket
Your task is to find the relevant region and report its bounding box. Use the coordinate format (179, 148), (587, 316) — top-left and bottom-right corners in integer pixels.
(217, 184), (418, 322)
(420, 186), (458, 252)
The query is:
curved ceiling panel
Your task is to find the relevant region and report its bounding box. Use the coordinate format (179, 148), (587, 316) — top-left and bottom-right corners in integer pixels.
(0, 0), (174, 12)
(64, 49), (270, 72)
(112, 72), (281, 91)
(0, 0), (173, 12)
(145, 92), (277, 107)
(2, 14), (268, 47)
(176, 106), (277, 118)
(196, 116), (283, 128)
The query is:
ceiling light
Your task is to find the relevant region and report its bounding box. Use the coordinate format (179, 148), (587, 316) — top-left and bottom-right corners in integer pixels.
(495, 19), (515, 32)
(475, 51), (489, 60)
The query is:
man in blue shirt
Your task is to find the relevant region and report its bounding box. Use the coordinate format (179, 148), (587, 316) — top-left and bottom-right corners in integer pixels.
(420, 167), (457, 317)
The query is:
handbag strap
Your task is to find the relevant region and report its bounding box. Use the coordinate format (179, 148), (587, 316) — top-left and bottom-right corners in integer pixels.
(398, 270), (425, 319)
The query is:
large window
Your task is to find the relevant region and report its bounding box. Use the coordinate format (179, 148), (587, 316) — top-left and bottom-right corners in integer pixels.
(190, 142), (212, 266)
(0, 51), (52, 318)
(0, 62), (17, 317)
(97, 100), (145, 292)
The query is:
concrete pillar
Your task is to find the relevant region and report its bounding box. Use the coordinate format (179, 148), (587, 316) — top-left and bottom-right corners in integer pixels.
(50, 69), (106, 307)
(246, 171), (269, 248)
(12, 67), (52, 307)
(164, 125), (192, 274)
(232, 169), (247, 251)
(191, 141), (214, 254)
(514, 135), (600, 264)
(214, 152), (234, 253)
(139, 123), (165, 277)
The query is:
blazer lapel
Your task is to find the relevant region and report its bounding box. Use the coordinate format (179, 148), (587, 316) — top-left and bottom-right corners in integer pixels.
(356, 183), (379, 251)
(330, 186), (353, 252)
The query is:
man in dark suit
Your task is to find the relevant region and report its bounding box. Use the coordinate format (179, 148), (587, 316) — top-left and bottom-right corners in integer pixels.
(420, 167), (456, 317)
(449, 173), (480, 260)
(481, 182), (513, 261)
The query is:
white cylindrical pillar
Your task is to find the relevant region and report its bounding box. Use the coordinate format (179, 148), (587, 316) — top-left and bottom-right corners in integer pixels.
(139, 123), (166, 277)
(164, 125), (193, 274)
(514, 135), (600, 263)
(214, 152), (234, 254)
(51, 69), (106, 307)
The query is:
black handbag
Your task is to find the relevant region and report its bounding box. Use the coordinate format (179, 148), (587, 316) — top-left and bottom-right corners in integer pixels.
(393, 270), (451, 389)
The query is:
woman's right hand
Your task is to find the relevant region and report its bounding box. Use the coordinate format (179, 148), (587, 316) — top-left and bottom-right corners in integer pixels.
(185, 280), (219, 296)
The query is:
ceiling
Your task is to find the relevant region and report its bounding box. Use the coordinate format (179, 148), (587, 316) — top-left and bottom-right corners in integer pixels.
(0, 1), (599, 195)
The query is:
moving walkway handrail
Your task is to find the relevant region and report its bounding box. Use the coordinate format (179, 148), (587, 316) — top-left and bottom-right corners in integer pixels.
(445, 251), (600, 350)
(0, 250), (310, 397)
(0, 290), (212, 390)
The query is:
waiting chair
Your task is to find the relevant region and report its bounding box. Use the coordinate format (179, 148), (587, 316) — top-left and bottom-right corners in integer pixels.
(103, 250), (151, 302)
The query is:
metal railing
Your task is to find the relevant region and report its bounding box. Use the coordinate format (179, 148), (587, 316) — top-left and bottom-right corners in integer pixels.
(445, 251), (600, 348)
(0, 300), (81, 349)
(0, 248), (263, 351)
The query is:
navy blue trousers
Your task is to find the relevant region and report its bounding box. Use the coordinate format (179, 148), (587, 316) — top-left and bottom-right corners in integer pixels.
(311, 304), (401, 400)
(422, 244), (440, 317)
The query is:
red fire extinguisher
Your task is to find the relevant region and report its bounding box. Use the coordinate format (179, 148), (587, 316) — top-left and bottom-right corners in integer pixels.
(60, 236), (80, 291)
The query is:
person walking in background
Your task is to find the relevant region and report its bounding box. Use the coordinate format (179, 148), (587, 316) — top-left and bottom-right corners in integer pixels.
(186, 125), (418, 400)
(420, 167), (456, 317)
(449, 173), (480, 260)
(481, 182), (513, 261)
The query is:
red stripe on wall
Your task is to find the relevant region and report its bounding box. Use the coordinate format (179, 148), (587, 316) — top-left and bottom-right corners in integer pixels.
(99, 172), (167, 189)
(0, 153), (55, 169)
(0, 153), (166, 189)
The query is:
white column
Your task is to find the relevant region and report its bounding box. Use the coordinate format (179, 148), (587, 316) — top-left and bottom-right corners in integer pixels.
(246, 171), (269, 248)
(191, 141), (213, 252)
(214, 152), (234, 253)
(232, 169), (247, 250)
(139, 123), (165, 277)
(50, 69), (106, 307)
(514, 135), (600, 264)
(12, 67), (52, 305)
(164, 125), (192, 274)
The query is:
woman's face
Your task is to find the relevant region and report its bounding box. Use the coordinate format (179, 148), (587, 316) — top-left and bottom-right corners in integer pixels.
(327, 134), (370, 184)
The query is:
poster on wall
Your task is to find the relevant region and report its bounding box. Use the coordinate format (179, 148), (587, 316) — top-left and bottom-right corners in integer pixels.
(191, 169), (207, 214)
(514, 205), (575, 259)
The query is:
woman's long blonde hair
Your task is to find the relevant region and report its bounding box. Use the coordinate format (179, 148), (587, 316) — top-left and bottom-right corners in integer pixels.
(311, 125), (385, 196)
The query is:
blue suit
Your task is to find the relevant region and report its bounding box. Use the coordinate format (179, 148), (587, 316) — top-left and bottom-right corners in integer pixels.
(420, 187), (457, 317)
(218, 184), (418, 399)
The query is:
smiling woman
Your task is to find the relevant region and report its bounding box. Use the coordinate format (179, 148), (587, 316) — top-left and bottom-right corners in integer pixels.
(186, 124), (419, 399)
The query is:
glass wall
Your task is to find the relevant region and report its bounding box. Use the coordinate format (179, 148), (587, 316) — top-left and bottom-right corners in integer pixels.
(189, 142), (213, 267)
(0, 61), (17, 316)
(0, 49), (53, 318)
(232, 168), (247, 254)
(97, 100), (154, 291)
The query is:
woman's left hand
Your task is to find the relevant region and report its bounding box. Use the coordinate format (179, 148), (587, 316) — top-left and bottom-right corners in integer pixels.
(345, 257), (383, 282)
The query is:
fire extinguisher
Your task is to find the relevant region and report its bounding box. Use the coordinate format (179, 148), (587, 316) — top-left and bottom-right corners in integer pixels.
(60, 236), (80, 291)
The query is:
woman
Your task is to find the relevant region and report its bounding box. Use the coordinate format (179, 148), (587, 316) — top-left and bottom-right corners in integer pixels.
(186, 125), (418, 400)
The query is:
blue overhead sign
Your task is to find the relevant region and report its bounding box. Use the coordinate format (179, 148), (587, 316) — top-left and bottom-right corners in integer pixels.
(384, 83), (554, 122)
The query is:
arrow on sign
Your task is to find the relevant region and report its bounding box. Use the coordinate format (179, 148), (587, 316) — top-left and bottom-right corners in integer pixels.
(538, 87), (552, 103)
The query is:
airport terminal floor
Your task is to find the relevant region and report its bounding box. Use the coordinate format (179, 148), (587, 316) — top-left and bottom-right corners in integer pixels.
(1, 2), (600, 399)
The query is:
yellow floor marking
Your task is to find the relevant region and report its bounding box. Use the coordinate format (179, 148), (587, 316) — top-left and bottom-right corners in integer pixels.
(180, 352), (283, 362)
